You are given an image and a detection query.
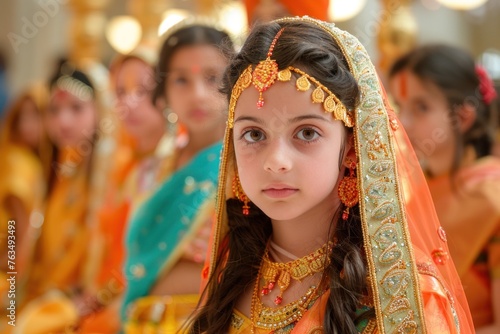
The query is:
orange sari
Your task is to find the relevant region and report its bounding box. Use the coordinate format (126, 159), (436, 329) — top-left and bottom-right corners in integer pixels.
(427, 155), (500, 328)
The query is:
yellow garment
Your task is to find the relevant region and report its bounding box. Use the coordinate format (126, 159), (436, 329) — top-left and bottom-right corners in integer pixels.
(124, 294), (199, 333)
(0, 144), (45, 265)
(26, 157), (90, 300)
(0, 145), (45, 334)
(0, 144), (44, 222)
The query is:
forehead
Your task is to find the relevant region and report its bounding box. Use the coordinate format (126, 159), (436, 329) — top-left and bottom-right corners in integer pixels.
(50, 88), (91, 105)
(392, 70), (443, 101)
(234, 79), (332, 121)
(116, 59), (153, 85)
(168, 44), (227, 72)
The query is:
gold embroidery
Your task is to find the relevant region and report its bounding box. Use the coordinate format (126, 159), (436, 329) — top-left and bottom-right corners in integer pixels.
(231, 313), (244, 330)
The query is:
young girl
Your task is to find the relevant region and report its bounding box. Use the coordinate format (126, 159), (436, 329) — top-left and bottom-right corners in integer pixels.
(0, 84), (47, 334)
(120, 22), (234, 332)
(389, 45), (500, 333)
(188, 17), (474, 333)
(0, 84), (47, 272)
(77, 45), (175, 333)
(16, 64), (112, 333)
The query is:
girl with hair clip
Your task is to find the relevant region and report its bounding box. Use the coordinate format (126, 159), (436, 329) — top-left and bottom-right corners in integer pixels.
(16, 64), (112, 333)
(120, 20), (235, 333)
(389, 45), (500, 333)
(188, 17), (474, 333)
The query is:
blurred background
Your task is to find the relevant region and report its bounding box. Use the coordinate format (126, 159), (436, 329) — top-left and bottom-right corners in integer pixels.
(1, 0), (500, 101)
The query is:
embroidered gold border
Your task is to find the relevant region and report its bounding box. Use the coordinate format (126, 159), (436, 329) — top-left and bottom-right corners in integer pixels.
(275, 16), (426, 333)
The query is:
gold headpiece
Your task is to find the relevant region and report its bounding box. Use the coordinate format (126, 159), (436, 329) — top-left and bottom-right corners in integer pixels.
(228, 28), (353, 128)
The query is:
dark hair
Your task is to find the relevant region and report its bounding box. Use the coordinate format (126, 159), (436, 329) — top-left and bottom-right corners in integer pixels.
(189, 20), (373, 334)
(389, 44), (495, 175)
(152, 24), (235, 104)
(49, 60), (95, 94)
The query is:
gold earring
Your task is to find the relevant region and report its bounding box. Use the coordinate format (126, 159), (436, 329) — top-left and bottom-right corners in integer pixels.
(232, 173), (250, 215)
(338, 159), (359, 220)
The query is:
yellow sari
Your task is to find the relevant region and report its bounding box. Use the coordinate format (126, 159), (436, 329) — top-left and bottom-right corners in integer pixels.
(26, 151), (90, 299)
(0, 86), (47, 334)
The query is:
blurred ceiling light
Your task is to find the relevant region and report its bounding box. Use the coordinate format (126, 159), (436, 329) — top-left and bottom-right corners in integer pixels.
(106, 16), (142, 54)
(437, 0), (489, 10)
(329, 0), (367, 22)
(158, 9), (190, 36)
(219, 1), (247, 39)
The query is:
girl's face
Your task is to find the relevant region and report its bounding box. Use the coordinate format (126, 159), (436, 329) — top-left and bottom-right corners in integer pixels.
(46, 88), (97, 149)
(233, 80), (345, 222)
(390, 70), (456, 176)
(115, 58), (163, 140)
(166, 44), (227, 135)
(17, 98), (42, 149)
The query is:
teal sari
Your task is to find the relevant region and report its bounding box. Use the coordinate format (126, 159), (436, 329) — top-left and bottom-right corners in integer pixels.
(121, 142), (221, 320)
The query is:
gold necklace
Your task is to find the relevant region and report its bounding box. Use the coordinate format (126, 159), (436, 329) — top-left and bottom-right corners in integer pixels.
(250, 242), (332, 333)
(260, 241), (333, 305)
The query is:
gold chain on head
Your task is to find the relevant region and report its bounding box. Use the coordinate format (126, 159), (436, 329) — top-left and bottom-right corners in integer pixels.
(228, 28), (353, 129)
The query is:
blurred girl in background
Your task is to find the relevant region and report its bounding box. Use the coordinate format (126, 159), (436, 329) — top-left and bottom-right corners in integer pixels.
(390, 44), (500, 333)
(121, 21), (234, 333)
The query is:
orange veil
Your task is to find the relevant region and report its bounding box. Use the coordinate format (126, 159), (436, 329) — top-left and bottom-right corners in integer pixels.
(203, 16), (474, 333)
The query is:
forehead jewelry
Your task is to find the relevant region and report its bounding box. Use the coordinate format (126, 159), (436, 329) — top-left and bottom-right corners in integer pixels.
(252, 28), (284, 109)
(228, 28), (353, 128)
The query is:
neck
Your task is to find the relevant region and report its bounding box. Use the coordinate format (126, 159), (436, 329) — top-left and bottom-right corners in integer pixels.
(176, 126), (223, 169)
(270, 199), (338, 259)
(136, 122), (166, 155)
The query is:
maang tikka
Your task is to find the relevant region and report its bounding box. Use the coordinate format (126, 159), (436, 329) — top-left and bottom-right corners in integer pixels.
(227, 27), (354, 129)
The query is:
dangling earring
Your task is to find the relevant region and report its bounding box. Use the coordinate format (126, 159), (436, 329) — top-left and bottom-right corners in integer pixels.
(232, 172), (250, 215)
(338, 158), (359, 220)
(162, 107), (178, 134)
(155, 107), (178, 158)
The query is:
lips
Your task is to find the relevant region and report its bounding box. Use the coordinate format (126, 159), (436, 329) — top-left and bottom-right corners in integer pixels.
(190, 109), (209, 119)
(262, 184), (298, 199)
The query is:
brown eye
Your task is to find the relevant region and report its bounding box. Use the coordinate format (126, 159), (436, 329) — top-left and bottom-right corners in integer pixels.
(296, 128), (319, 141)
(243, 129), (265, 143)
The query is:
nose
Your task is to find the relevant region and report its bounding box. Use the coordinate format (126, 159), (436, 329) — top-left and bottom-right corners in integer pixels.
(263, 138), (292, 173)
(57, 108), (73, 128)
(192, 78), (209, 101)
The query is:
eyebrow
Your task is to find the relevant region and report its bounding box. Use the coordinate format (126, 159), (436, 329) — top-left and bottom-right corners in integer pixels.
(234, 114), (331, 125)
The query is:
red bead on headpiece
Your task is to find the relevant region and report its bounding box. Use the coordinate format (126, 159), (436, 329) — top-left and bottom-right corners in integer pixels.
(252, 28), (285, 109)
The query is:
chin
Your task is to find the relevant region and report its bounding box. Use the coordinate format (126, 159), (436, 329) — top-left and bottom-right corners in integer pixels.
(256, 203), (303, 222)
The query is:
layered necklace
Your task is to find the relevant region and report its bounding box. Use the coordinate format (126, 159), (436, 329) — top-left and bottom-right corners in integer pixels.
(250, 241), (333, 333)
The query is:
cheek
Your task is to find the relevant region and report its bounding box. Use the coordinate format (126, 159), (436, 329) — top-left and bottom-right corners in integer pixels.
(234, 146), (261, 193)
(416, 111), (452, 142)
(78, 107), (97, 133)
(45, 118), (61, 143)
